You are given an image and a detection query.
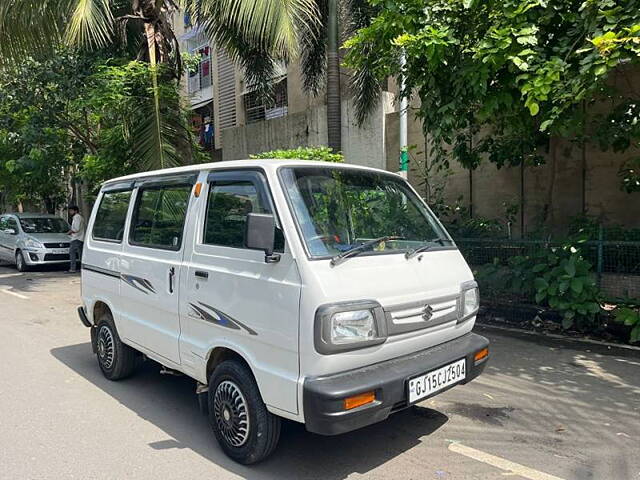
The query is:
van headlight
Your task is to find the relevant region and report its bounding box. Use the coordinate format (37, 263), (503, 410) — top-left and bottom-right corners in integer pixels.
(315, 301), (387, 354)
(459, 281), (479, 323)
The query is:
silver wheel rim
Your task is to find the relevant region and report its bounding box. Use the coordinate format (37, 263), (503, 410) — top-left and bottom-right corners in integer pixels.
(97, 325), (115, 369)
(213, 380), (250, 447)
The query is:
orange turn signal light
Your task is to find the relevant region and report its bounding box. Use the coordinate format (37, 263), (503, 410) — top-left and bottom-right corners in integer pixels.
(344, 391), (376, 410)
(474, 347), (489, 363)
(194, 182), (203, 197)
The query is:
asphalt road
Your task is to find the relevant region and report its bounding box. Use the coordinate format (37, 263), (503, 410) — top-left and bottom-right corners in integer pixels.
(1, 263), (639, 480)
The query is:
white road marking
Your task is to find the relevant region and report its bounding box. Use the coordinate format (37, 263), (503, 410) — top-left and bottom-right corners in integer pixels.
(0, 273), (23, 279)
(0, 288), (29, 300)
(448, 442), (565, 480)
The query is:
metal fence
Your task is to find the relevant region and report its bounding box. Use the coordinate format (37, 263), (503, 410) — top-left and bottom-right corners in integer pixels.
(456, 237), (640, 301)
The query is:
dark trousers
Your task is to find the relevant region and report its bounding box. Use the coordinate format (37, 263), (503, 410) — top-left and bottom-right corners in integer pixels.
(69, 240), (83, 272)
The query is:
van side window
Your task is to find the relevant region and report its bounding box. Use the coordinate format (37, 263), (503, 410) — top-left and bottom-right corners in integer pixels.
(130, 184), (191, 250)
(92, 190), (132, 242)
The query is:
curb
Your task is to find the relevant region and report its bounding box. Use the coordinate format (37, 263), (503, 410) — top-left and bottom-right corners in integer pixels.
(476, 321), (640, 353)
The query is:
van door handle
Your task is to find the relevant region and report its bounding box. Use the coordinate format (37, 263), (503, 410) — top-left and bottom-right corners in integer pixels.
(168, 267), (175, 293)
(194, 270), (209, 279)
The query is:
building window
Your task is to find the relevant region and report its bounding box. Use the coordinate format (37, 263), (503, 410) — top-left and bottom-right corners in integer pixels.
(187, 44), (212, 93)
(243, 78), (288, 124)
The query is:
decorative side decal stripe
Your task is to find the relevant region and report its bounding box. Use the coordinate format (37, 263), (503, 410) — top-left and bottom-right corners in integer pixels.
(189, 302), (257, 336)
(120, 274), (156, 295)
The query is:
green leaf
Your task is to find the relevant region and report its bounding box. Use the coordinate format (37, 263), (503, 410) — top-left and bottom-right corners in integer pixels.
(528, 101), (539, 116)
(532, 263), (547, 272)
(534, 277), (548, 290)
(565, 259), (576, 277)
(562, 316), (574, 329)
(570, 278), (583, 294)
(535, 291), (547, 303)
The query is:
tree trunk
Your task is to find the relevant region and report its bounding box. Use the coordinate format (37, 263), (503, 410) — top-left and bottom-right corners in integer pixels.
(326, 0), (342, 153)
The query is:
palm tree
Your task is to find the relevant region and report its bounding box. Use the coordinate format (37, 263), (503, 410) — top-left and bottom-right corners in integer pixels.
(203, 0), (379, 154)
(0, 0), (319, 169)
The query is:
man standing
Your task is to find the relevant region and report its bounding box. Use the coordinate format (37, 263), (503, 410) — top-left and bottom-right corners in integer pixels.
(67, 205), (85, 273)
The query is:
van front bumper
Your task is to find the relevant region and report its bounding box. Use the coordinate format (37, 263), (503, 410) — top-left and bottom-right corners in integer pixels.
(302, 332), (489, 435)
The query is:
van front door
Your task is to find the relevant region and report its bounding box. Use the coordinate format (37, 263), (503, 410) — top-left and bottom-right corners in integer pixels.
(179, 170), (302, 414)
(119, 177), (195, 365)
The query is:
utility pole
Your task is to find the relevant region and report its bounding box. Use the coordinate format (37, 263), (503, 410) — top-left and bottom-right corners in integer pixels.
(326, 0), (342, 153)
(399, 53), (408, 179)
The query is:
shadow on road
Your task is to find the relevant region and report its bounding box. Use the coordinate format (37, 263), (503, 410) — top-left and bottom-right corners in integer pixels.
(51, 342), (449, 479)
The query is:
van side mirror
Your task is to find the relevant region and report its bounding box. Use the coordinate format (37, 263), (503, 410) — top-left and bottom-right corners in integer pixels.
(245, 213), (280, 263)
(3, 228), (16, 235)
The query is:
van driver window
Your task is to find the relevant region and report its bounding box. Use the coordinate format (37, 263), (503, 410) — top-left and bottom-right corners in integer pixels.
(130, 184), (191, 249)
(204, 181), (267, 248)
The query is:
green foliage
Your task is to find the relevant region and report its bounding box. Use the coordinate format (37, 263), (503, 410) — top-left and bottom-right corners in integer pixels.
(0, 51), (201, 209)
(476, 242), (602, 330)
(250, 146), (344, 162)
(345, 0), (640, 175)
(614, 304), (640, 343)
(618, 157), (640, 193)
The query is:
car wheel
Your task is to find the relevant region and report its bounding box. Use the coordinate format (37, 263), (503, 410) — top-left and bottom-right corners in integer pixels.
(15, 251), (28, 272)
(95, 311), (137, 380)
(208, 360), (281, 464)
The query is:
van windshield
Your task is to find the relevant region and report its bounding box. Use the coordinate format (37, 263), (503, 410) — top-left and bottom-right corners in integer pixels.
(280, 166), (451, 258)
(19, 217), (69, 234)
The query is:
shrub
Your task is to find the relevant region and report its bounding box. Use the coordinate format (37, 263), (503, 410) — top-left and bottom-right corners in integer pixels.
(476, 243), (602, 330)
(614, 304), (640, 344)
(250, 146), (343, 163)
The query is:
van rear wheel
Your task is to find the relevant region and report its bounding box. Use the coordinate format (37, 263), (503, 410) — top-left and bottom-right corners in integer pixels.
(95, 311), (137, 380)
(208, 360), (281, 464)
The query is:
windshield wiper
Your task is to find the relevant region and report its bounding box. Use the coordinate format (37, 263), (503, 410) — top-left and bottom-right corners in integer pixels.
(330, 236), (401, 267)
(405, 238), (453, 259)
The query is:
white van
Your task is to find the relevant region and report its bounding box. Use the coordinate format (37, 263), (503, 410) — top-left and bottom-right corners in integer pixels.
(78, 159), (489, 464)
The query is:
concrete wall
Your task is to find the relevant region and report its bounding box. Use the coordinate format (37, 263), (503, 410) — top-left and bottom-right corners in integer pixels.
(221, 93), (394, 170)
(385, 71), (640, 235)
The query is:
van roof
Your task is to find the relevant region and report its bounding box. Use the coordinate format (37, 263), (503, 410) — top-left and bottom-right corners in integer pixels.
(103, 158), (396, 187)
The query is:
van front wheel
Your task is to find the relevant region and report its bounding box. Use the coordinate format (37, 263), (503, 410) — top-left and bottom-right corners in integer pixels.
(95, 312), (136, 380)
(208, 360), (281, 464)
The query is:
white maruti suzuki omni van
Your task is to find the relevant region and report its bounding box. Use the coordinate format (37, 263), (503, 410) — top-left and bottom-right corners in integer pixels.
(78, 159), (489, 464)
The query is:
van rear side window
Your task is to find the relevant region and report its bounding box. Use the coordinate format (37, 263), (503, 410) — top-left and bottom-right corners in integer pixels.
(92, 190), (132, 242)
(130, 184), (191, 250)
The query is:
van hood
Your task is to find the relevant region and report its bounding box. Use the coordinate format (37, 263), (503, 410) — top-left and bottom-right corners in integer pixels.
(311, 248), (473, 307)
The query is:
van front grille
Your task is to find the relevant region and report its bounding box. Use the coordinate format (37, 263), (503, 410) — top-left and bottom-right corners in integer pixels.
(383, 293), (460, 336)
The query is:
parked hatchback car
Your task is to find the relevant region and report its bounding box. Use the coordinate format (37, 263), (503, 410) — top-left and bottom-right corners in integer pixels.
(78, 160), (489, 464)
(0, 213), (71, 271)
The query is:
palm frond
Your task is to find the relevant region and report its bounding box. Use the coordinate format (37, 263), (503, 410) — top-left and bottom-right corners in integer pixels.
(0, 0), (72, 63)
(299, 0), (327, 95)
(130, 67), (191, 170)
(182, 0), (319, 60)
(65, 0), (115, 49)
(344, 0), (381, 124)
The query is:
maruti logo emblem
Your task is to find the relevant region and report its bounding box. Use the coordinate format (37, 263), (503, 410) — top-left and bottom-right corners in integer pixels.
(422, 305), (434, 321)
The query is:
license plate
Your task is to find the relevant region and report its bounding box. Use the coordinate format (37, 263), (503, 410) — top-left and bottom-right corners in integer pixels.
(408, 358), (466, 404)
(50, 248), (68, 254)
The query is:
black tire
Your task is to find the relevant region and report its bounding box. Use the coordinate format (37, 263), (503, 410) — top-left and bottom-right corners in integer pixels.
(15, 251), (28, 272)
(208, 360), (281, 464)
(95, 311), (137, 380)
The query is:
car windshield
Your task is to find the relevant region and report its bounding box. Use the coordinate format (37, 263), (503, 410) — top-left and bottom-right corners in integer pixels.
(19, 217), (69, 234)
(280, 166), (451, 258)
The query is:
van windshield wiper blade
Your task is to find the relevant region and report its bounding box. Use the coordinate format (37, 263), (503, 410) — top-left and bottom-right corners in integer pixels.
(330, 236), (400, 267)
(405, 238), (453, 259)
